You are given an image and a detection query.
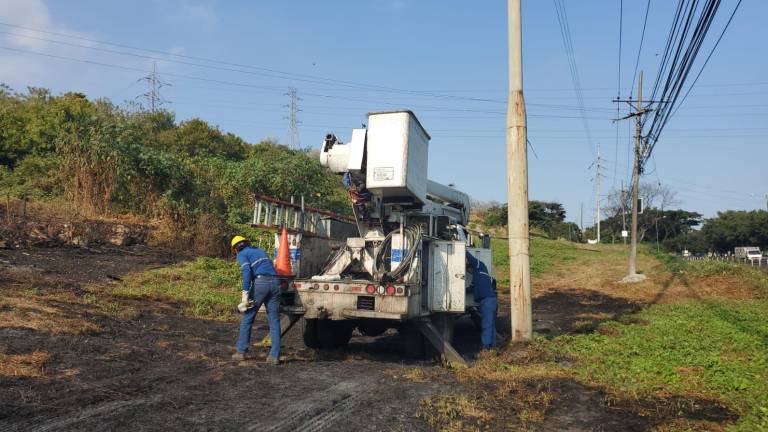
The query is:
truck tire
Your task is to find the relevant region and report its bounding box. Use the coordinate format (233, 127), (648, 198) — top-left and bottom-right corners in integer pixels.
(400, 323), (435, 359)
(329, 321), (353, 348)
(303, 319), (353, 350)
(302, 318), (321, 349)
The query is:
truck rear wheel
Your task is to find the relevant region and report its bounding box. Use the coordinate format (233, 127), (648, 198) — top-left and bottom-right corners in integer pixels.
(302, 318), (321, 349)
(303, 319), (353, 350)
(400, 323), (435, 359)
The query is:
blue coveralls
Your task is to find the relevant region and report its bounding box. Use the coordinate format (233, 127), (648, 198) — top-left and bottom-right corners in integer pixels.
(235, 246), (281, 360)
(467, 252), (497, 349)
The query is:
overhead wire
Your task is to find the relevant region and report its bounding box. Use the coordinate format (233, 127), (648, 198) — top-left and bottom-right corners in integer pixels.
(667, 0), (743, 121)
(0, 22), (507, 104)
(643, 0), (739, 163)
(552, 0), (595, 155)
(630, 0), (652, 98)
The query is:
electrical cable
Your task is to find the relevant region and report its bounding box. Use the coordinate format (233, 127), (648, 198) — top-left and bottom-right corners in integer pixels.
(614, 0), (623, 187)
(667, 0), (743, 122)
(630, 0), (652, 98)
(373, 225), (422, 283)
(0, 23), (505, 104)
(641, 0), (741, 168)
(552, 0), (595, 155)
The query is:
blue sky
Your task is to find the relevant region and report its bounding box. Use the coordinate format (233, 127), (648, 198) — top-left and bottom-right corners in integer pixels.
(0, 0), (765, 225)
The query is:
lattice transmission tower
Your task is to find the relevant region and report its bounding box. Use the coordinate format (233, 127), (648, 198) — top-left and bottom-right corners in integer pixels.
(137, 61), (171, 112)
(284, 87), (301, 149)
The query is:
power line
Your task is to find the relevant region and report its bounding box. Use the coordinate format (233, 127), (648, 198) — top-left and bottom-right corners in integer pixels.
(642, 0), (743, 167)
(630, 0), (652, 98)
(667, 0), (744, 122)
(0, 23), (508, 104)
(552, 0), (595, 155)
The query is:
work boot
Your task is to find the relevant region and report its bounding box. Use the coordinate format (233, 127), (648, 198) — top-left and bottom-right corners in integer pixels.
(266, 356), (280, 366)
(231, 352), (250, 361)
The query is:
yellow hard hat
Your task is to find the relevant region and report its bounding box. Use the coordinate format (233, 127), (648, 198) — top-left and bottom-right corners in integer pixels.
(230, 235), (247, 248)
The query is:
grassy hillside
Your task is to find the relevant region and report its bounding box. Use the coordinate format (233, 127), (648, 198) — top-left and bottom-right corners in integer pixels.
(0, 88), (349, 254)
(427, 237), (768, 431)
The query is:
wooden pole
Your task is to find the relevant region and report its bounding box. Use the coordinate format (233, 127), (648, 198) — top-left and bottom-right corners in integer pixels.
(507, 0), (532, 342)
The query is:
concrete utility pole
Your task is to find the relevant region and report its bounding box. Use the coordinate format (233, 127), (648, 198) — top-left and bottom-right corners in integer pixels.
(621, 181), (627, 246)
(627, 71), (643, 279)
(506, 0), (532, 342)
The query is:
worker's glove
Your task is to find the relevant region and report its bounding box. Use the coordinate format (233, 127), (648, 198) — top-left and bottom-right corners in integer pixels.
(237, 291), (254, 313)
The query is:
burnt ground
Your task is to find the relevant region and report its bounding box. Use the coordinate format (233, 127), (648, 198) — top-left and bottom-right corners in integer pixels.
(0, 247), (448, 432)
(0, 247), (738, 431)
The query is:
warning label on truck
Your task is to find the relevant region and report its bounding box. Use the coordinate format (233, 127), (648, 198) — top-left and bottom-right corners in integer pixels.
(373, 167), (394, 181)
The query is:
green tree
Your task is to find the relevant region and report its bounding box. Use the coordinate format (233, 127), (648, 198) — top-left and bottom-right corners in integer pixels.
(701, 210), (768, 253)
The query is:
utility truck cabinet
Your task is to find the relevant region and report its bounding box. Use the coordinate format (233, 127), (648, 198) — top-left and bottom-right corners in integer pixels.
(427, 240), (467, 313)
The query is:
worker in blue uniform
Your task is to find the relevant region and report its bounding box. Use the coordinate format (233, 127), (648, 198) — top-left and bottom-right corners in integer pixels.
(230, 235), (281, 364)
(466, 251), (497, 349)
(342, 171), (371, 220)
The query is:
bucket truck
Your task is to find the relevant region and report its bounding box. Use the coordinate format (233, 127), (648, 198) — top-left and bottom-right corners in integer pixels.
(281, 111), (493, 364)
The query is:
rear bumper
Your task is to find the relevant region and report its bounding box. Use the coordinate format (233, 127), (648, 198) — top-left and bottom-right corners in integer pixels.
(297, 291), (411, 320)
(341, 309), (406, 320)
(280, 305), (306, 315)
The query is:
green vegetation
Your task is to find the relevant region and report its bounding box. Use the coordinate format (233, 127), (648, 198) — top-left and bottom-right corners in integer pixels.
(441, 237), (768, 430)
(559, 300), (768, 431)
(115, 257), (241, 320)
(481, 201), (582, 242)
(0, 87), (349, 254)
(701, 210), (768, 253)
(653, 251), (768, 294)
(491, 237), (579, 286)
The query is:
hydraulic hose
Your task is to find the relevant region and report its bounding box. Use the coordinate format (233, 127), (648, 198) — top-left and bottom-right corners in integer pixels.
(373, 225), (422, 283)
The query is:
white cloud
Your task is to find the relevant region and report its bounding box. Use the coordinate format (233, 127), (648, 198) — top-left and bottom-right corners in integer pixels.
(0, 0), (151, 99)
(0, 0), (54, 48)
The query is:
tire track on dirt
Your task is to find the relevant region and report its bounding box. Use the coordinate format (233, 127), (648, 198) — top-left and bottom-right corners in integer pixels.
(250, 381), (366, 432)
(1, 397), (161, 432)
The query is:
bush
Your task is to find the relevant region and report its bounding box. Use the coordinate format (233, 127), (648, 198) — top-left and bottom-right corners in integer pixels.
(0, 88), (351, 255)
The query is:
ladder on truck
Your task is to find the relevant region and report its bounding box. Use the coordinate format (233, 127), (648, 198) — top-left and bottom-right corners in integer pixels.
(251, 195), (354, 236)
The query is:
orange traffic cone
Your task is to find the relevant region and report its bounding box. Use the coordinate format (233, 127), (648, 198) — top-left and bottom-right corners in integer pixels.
(274, 226), (293, 276)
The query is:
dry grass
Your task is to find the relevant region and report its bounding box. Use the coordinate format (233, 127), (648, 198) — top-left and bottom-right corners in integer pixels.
(0, 348), (52, 378)
(418, 344), (565, 431)
(534, 244), (761, 305)
(0, 296), (101, 334)
(419, 394), (490, 432)
(401, 368), (430, 383)
(1, 197), (149, 225)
